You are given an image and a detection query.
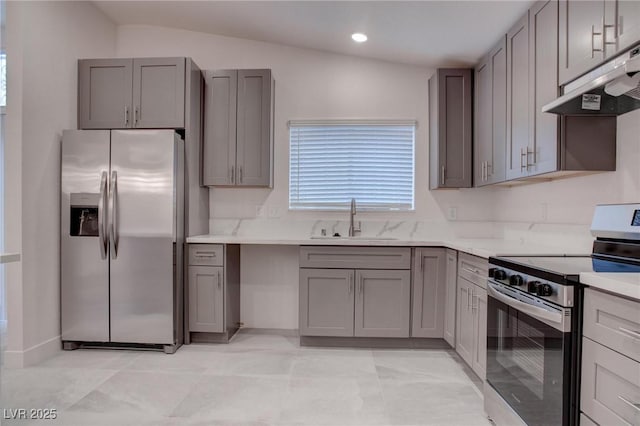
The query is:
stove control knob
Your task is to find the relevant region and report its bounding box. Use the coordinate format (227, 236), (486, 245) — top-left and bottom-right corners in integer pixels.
(528, 281), (541, 293)
(494, 269), (507, 280)
(537, 284), (553, 297)
(509, 275), (524, 287)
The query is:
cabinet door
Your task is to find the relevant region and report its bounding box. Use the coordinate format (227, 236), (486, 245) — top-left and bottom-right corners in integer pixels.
(203, 70), (238, 186)
(506, 13), (531, 181)
(472, 286), (488, 380)
(411, 248), (446, 338)
(444, 250), (458, 347)
(188, 266), (224, 333)
(456, 278), (474, 366)
(431, 69), (473, 188)
(529, 0), (560, 177)
(236, 69), (273, 187)
(132, 58), (185, 129)
(474, 55), (492, 187)
(299, 269), (354, 337)
(355, 269), (411, 338)
(488, 38), (507, 185)
(616, 0), (640, 53)
(78, 58), (133, 129)
(559, 0), (606, 85)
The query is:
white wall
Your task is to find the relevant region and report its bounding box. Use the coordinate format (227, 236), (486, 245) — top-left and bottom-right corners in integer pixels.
(4, 1), (116, 367)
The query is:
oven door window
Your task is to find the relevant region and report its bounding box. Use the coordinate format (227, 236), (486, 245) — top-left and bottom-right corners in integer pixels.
(487, 295), (571, 426)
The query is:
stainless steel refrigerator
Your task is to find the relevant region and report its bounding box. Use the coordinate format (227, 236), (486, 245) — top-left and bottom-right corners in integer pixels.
(61, 130), (184, 353)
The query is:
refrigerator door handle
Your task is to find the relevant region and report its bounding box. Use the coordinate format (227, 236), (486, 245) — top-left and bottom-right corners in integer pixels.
(110, 170), (119, 259)
(98, 171), (108, 259)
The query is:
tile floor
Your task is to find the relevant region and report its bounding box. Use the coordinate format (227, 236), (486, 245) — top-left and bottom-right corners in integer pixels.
(1, 332), (491, 425)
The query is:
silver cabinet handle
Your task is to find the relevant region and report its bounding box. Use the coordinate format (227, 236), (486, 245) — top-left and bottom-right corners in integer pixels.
(195, 251), (216, 258)
(603, 17), (616, 48)
(134, 106), (139, 127)
(467, 288), (471, 310)
(483, 161), (487, 181)
(591, 24), (603, 58)
(217, 270), (222, 289)
(109, 170), (119, 259)
(486, 162), (492, 179)
(98, 171), (108, 259)
(239, 167), (243, 184)
(618, 327), (640, 340)
(124, 106), (129, 127)
(619, 15), (624, 36)
(420, 253), (424, 272)
(520, 147), (527, 171)
(618, 395), (640, 412)
(230, 166), (235, 184)
(441, 166), (445, 185)
(359, 277), (364, 295)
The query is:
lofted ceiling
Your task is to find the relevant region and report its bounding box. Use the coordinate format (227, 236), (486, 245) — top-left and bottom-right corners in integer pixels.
(93, 1), (533, 67)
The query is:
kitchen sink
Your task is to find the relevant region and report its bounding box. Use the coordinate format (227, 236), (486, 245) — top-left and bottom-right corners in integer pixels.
(310, 235), (397, 241)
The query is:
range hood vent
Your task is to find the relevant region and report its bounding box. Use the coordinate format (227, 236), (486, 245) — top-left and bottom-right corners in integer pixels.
(543, 44), (640, 116)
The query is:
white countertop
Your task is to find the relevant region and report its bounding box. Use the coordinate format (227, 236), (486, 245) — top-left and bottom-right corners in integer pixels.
(186, 235), (589, 259)
(580, 272), (640, 301)
(0, 253), (20, 264)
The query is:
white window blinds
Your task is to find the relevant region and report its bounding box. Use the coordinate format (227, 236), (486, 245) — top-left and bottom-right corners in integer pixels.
(289, 122), (415, 211)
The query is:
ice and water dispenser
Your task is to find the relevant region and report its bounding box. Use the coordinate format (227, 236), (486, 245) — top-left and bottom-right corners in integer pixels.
(69, 193), (100, 237)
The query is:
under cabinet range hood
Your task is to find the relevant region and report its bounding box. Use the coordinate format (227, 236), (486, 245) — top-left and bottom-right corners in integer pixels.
(543, 44), (640, 115)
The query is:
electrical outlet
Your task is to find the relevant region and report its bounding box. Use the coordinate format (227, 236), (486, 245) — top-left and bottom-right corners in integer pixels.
(448, 207), (458, 221)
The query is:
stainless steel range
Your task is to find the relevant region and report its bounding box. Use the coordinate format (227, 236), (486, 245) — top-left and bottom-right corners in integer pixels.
(485, 203), (640, 426)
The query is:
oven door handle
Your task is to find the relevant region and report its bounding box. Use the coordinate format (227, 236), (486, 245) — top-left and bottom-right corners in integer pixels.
(487, 282), (563, 325)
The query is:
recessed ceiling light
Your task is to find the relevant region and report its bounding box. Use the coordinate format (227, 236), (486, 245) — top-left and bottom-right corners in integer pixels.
(351, 33), (368, 43)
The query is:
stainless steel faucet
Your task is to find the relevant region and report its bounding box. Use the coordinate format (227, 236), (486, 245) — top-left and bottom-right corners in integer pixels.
(348, 198), (361, 237)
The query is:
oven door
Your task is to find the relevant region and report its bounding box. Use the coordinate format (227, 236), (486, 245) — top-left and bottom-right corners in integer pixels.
(486, 281), (573, 426)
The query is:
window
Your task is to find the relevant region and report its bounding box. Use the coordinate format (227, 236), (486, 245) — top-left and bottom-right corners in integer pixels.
(289, 121), (415, 211)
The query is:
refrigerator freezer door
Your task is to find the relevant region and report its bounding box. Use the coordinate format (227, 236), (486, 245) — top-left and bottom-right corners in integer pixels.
(61, 130), (111, 342)
(109, 130), (178, 345)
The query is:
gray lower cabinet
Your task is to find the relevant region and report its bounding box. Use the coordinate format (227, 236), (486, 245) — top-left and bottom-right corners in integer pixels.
(411, 248), (446, 338)
(455, 253), (488, 380)
(298, 246), (411, 339)
(187, 244), (240, 342)
(581, 337), (640, 425)
(189, 265), (224, 333)
(581, 288), (640, 425)
(429, 68), (473, 189)
(299, 268), (355, 337)
(78, 57), (186, 129)
(356, 270), (411, 338)
(203, 69), (274, 187)
(443, 249), (458, 347)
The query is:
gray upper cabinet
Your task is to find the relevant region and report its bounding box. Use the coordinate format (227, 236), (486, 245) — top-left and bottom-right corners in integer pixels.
(558, 0), (608, 85)
(188, 265), (224, 333)
(203, 69), (274, 187)
(78, 59), (133, 129)
(78, 58), (186, 130)
(411, 248), (446, 338)
(616, 0), (640, 53)
(505, 12), (531, 181)
(443, 249), (457, 347)
(528, 0), (561, 177)
(355, 269), (411, 338)
(429, 68), (473, 189)
(203, 70), (237, 186)
(299, 268), (355, 337)
(132, 58), (186, 129)
(474, 38), (507, 186)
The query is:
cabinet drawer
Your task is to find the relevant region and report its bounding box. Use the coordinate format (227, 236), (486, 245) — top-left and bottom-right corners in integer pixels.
(584, 289), (640, 363)
(188, 244), (224, 266)
(581, 338), (640, 426)
(458, 253), (488, 289)
(299, 246), (411, 269)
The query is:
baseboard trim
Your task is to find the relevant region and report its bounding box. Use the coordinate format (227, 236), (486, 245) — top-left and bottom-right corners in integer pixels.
(300, 336), (450, 349)
(4, 335), (61, 368)
(238, 327), (299, 337)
